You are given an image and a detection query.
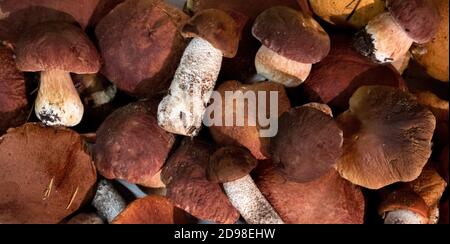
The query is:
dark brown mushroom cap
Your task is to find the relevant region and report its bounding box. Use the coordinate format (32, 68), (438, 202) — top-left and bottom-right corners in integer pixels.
(255, 163), (365, 224)
(387, 0), (440, 43)
(207, 146), (258, 183)
(95, 0), (188, 97)
(65, 212), (104, 224)
(162, 139), (240, 224)
(0, 44), (28, 135)
(94, 100), (175, 187)
(271, 106), (343, 183)
(337, 86), (436, 189)
(252, 6), (330, 63)
(15, 21), (100, 73)
(0, 123), (97, 224)
(182, 9), (241, 58)
(378, 190), (430, 220)
(112, 195), (187, 224)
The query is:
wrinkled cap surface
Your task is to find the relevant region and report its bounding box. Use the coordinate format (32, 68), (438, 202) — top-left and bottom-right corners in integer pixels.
(252, 6), (330, 63)
(207, 146), (257, 183)
(379, 190), (430, 220)
(15, 21), (100, 73)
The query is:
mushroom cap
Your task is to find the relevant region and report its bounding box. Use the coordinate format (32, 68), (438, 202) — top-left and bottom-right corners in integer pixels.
(15, 21), (100, 73)
(112, 195), (187, 224)
(94, 101), (175, 187)
(387, 0), (440, 44)
(252, 6), (330, 63)
(337, 86), (436, 189)
(207, 146), (258, 183)
(0, 44), (28, 135)
(379, 190), (430, 221)
(408, 167), (447, 211)
(0, 123), (97, 224)
(271, 106), (343, 183)
(95, 0), (188, 97)
(255, 163), (365, 224)
(65, 212), (104, 224)
(162, 139), (240, 224)
(182, 9), (241, 58)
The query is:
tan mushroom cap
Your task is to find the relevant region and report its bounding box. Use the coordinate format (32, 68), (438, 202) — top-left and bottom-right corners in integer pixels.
(162, 139), (240, 224)
(255, 163), (365, 224)
(182, 9), (241, 58)
(379, 190), (430, 222)
(15, 21), (100, 74)
(112, 195), (187, 224)
(207, 146), (258, 183)
(0, 123), (97, 224)
(337, 86), (436, 189)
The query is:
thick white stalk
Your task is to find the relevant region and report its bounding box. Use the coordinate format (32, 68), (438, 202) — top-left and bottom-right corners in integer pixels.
(384, 210), (427, 224)
(92, 179), (127, 223)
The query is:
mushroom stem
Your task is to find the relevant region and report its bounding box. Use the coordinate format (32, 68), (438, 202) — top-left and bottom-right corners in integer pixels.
(384, 210), (428, 224)
(35, 70), (84, 127)
(223, 175), (284, 224)
(92, 179), (127, 223)
(158, 37), (223, 136)
(77, 74), (116, 108)
(255, 45), (312, 87)
(354, 12), (413, 63)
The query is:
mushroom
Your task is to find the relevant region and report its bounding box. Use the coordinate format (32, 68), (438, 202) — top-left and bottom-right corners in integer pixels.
(254, 162), (365, 224)
(353, 0), (440, 64)
(0, 123), (97, 224)
(411, 0), (448, 82)
(15, 21), (101, 127)
(271, 104), (343, 183)
(336, 86), (436, 189)
(95, 0), (189, 97)
(112, 195), (187, 224)
(207, 146), (283, 224)
(391, 52), (412, 75)
(157, 9), (241, 136)
(252, 6), (330, 87)
(209, 80), (291, 160)
(94, 100), (175, 187)
(91, 179), (127, 223)
(65, 213), (104, 224)
(0, 43), (28, 135)
(161, 139), (240, 224)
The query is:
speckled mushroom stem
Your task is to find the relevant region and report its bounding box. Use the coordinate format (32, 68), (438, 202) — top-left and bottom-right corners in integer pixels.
(92, 179), (127, 223)
(223, 175), (284, 224)
(158, 37), (223, 136)
(35, 70), (84, 127)
(384, 210), (428, 224)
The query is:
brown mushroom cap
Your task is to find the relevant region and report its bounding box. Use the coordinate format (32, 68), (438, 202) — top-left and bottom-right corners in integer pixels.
(182, 9), (241, 58)
(95, 0), (188, 97)
(271, 106), (343, 183)
(0, 123), (97, 224)
(65, 212), (104, 224)
(379, 190), (430, 221)
(112, 195), (187, 224)
(94, 101), (175, 187)
(0, 44), (28, 135)
(255, 163), (365, 224)
(337, 86), (436, 189)
(252, 6), (330, 64)
(387, 0), (440, 44)
(207, 146), (258, 183)
(15, 21), (100, 73)
(162, 139), (240, 224)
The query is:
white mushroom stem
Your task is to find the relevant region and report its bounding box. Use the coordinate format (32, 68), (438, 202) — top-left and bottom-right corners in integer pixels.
(361, 12), (413, 63)
(255, 45), (312, 88)
(391, 52), (411, 75)
(223, 175), (284, 224)
(78, 74), (116, 107)
(158, 37), (223, 136)
(92, 179), (127, 223)
(35, 70), (84, 127)
(384, 210), (428, 224)
(117, 179), (148, 199)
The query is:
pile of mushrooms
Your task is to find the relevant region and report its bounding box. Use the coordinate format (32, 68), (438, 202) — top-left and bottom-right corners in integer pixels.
(0, 0), (448, 225)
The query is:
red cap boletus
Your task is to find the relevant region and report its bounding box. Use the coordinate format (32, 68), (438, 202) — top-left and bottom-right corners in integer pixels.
(65, 212), (104, 224)
(0, 44), (28, 135)
(95, 0), (188, 97)
(271, 105), (343, 183)
(252, 6), (330, 87)
(112, 195), (187, 224)
(94, 101), (175, 187)
(207, 146), (257, 183)
(337, 86), (436, 189)
(255, 163), (365, 224)
(161, 139), (240, 224)
(0, 123), (97, 224)
(15, 21), (101, 127)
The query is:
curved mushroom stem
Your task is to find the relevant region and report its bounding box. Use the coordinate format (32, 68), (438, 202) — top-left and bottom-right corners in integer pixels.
(223, 175), (284, 224)
(158, 37), (223, 136)
(35, 70), (84, 127)
(384, 209), (428, 224)
(92, 179), (127, 223)
(354, 12), (413, 63)
(255, 45), (312, 88)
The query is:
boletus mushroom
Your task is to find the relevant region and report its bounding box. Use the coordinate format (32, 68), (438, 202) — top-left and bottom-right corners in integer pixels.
(0, 123), (97, 224)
